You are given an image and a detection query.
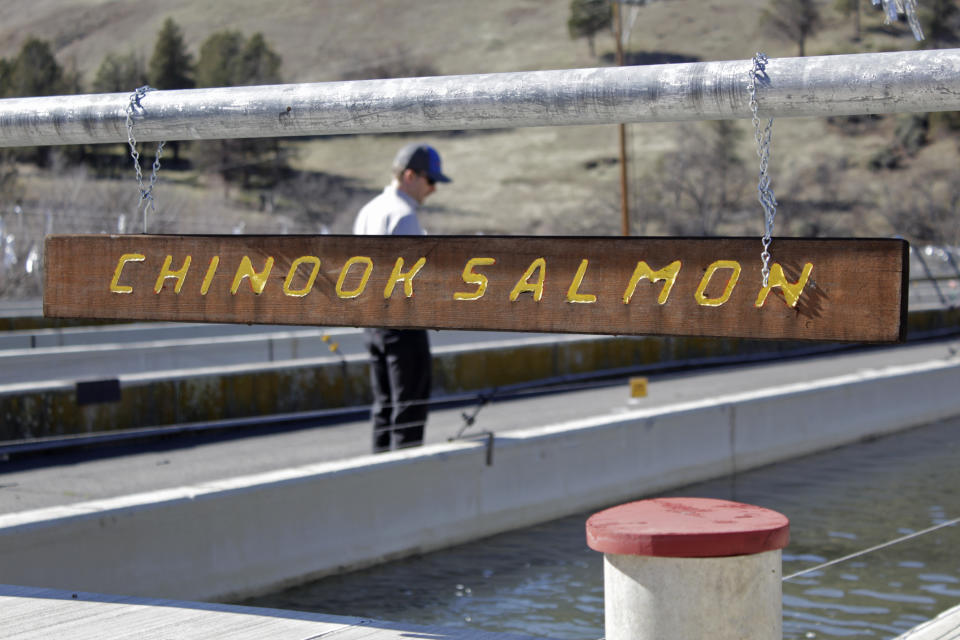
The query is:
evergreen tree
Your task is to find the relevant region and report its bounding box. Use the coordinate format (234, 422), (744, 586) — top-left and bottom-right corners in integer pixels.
(58, 56), (88, 165)
(195, 30), (245, 88)
(93, 51), (148, 93)
(7, 38), (65, 97)
(3, 38), (69, 166)
(149, 17), (195, 90)
(61, 57), (84, 95)
(0, 58), (11, 98)
(918, 0), (960, 48)
(149, 18), (194, 163)
(239, 33), (283, 85)
(194, 30), (285, 188)
(568, 0), (611, 57)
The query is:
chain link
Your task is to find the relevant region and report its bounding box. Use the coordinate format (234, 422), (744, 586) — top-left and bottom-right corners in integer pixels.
(125, 86), (166, 234)
(872, 0), (924, 41)
(748, 53), (777, 288)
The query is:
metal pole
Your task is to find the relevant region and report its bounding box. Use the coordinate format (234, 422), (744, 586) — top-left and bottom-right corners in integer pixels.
(1, 49), (959, 147)
(613, 1), (631, 237)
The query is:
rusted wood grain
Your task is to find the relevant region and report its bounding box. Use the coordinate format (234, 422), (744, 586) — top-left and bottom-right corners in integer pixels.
(43, 235), (908, 342)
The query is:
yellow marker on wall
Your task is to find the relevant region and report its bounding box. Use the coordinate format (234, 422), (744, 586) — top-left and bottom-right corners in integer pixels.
(321, 334), (340, 353)
(629, 377), (648, 399)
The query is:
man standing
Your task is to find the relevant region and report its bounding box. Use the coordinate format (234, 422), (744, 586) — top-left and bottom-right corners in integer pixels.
(353, 142), (451, 452)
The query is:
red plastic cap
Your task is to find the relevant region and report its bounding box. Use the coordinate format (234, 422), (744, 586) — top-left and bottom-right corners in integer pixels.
(586, 497), (789, 558)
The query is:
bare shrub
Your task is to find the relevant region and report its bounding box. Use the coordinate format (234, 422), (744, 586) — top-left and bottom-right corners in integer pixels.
(0, 165), (227, 300)
(339, 48), (439, 81)
(759, 0), (823, 57)
(274, 170), (376, 233)
(869, 114), (930, 170)
(651, 121), (749, 236)
(873, 169), (960, 245)
(0, 152), (22, 205)
(772, 156), (866, 237)
(825, 114), (884, 136)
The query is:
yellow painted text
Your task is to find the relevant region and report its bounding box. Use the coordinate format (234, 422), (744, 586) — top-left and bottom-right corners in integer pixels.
(622, 260), (681, 305)
(384, 257), (427, 299)
(110, 253), (145, 294)
(231, 256), (275, 295)
(454, 257), (496, 301)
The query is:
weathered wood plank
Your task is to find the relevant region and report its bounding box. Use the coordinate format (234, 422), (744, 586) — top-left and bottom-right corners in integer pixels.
(1, 584), (547, 640)
(894, 602), (960, 639)
(43, 235), (908, 343)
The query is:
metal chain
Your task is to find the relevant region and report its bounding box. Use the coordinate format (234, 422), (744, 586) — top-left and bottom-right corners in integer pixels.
(748, 53), (777, 288)
(125, 86), (166, 234)
(872, 0), (924, 41)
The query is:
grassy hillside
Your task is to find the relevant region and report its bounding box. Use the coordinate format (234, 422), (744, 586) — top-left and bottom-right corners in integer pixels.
(0, 0), (955, 254)
(0, 0), (920, 82)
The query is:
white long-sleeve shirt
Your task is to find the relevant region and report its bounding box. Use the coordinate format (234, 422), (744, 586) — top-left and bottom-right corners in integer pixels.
(353, 182), (425, 235)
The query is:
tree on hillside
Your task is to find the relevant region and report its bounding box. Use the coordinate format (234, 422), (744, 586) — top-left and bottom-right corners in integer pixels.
(149, 18), (195, 90)
(835, 0), (862, 41)
(90, 52), (148, 170)
(0, 154), (18, 201)
(655, 121), (748, 236)
(195, 29), (282, 87)
(760, 0), (823, 57)
(194, 30), (285, 189)
(876, 170), (960, 245)
(149, 18), (195, 164)
(61, 57), (84, 95)
(918, 0), (960, 48)
(5, 38), (65, 98)
(0, 58), (11, 98)
(3, 38), (70, 166)
(238, 33), (282, 85)
(914, 1), (960, 134)
(195, 30), (246, 88)
(568, 0), (611, 57)
(339, 48), (439, 82)
(93, 52), (148, 93)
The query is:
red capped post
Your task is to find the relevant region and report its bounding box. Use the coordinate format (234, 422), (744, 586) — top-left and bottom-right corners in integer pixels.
(587, 497), (790, 640)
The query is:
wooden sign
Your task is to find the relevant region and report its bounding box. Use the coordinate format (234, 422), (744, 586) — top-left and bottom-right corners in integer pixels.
(43, 234), (908, 342)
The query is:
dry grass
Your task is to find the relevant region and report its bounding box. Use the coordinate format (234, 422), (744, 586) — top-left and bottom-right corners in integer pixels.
(0, 0), (954, 244)
(0, 0), (920, 81)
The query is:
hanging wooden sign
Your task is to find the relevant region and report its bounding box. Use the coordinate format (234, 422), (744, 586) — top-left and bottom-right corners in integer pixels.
(43, 234), (908, 342)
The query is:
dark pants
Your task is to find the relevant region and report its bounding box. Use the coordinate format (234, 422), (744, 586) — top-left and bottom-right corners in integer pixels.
(364, 328), (431, 453)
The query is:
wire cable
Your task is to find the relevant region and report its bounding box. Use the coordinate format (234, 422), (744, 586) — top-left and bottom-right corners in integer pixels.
(783, 516), (960, 582)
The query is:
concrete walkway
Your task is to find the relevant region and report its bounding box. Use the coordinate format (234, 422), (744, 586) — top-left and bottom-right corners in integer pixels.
(1, 333), (960, 632)
(1, 336), (958, 514)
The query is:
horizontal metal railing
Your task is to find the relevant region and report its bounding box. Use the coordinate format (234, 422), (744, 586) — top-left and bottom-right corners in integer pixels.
(910, 245), (960, 309)
(0, 49), (959, 147)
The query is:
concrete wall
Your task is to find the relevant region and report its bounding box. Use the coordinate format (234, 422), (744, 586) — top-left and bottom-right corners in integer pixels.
(3, 308), (957, 440)
(0, 332), (868, 440)
(1, 357), (958, 602)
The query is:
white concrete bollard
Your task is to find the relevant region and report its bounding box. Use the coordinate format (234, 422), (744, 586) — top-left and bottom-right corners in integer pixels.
(586, 497), (790, 640)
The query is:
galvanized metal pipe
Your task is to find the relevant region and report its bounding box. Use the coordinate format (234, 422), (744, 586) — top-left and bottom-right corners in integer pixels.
(1, 49), (958, 147)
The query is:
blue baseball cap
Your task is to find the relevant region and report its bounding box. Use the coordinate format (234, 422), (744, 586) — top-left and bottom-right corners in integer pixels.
(393, 142), (452, 183)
